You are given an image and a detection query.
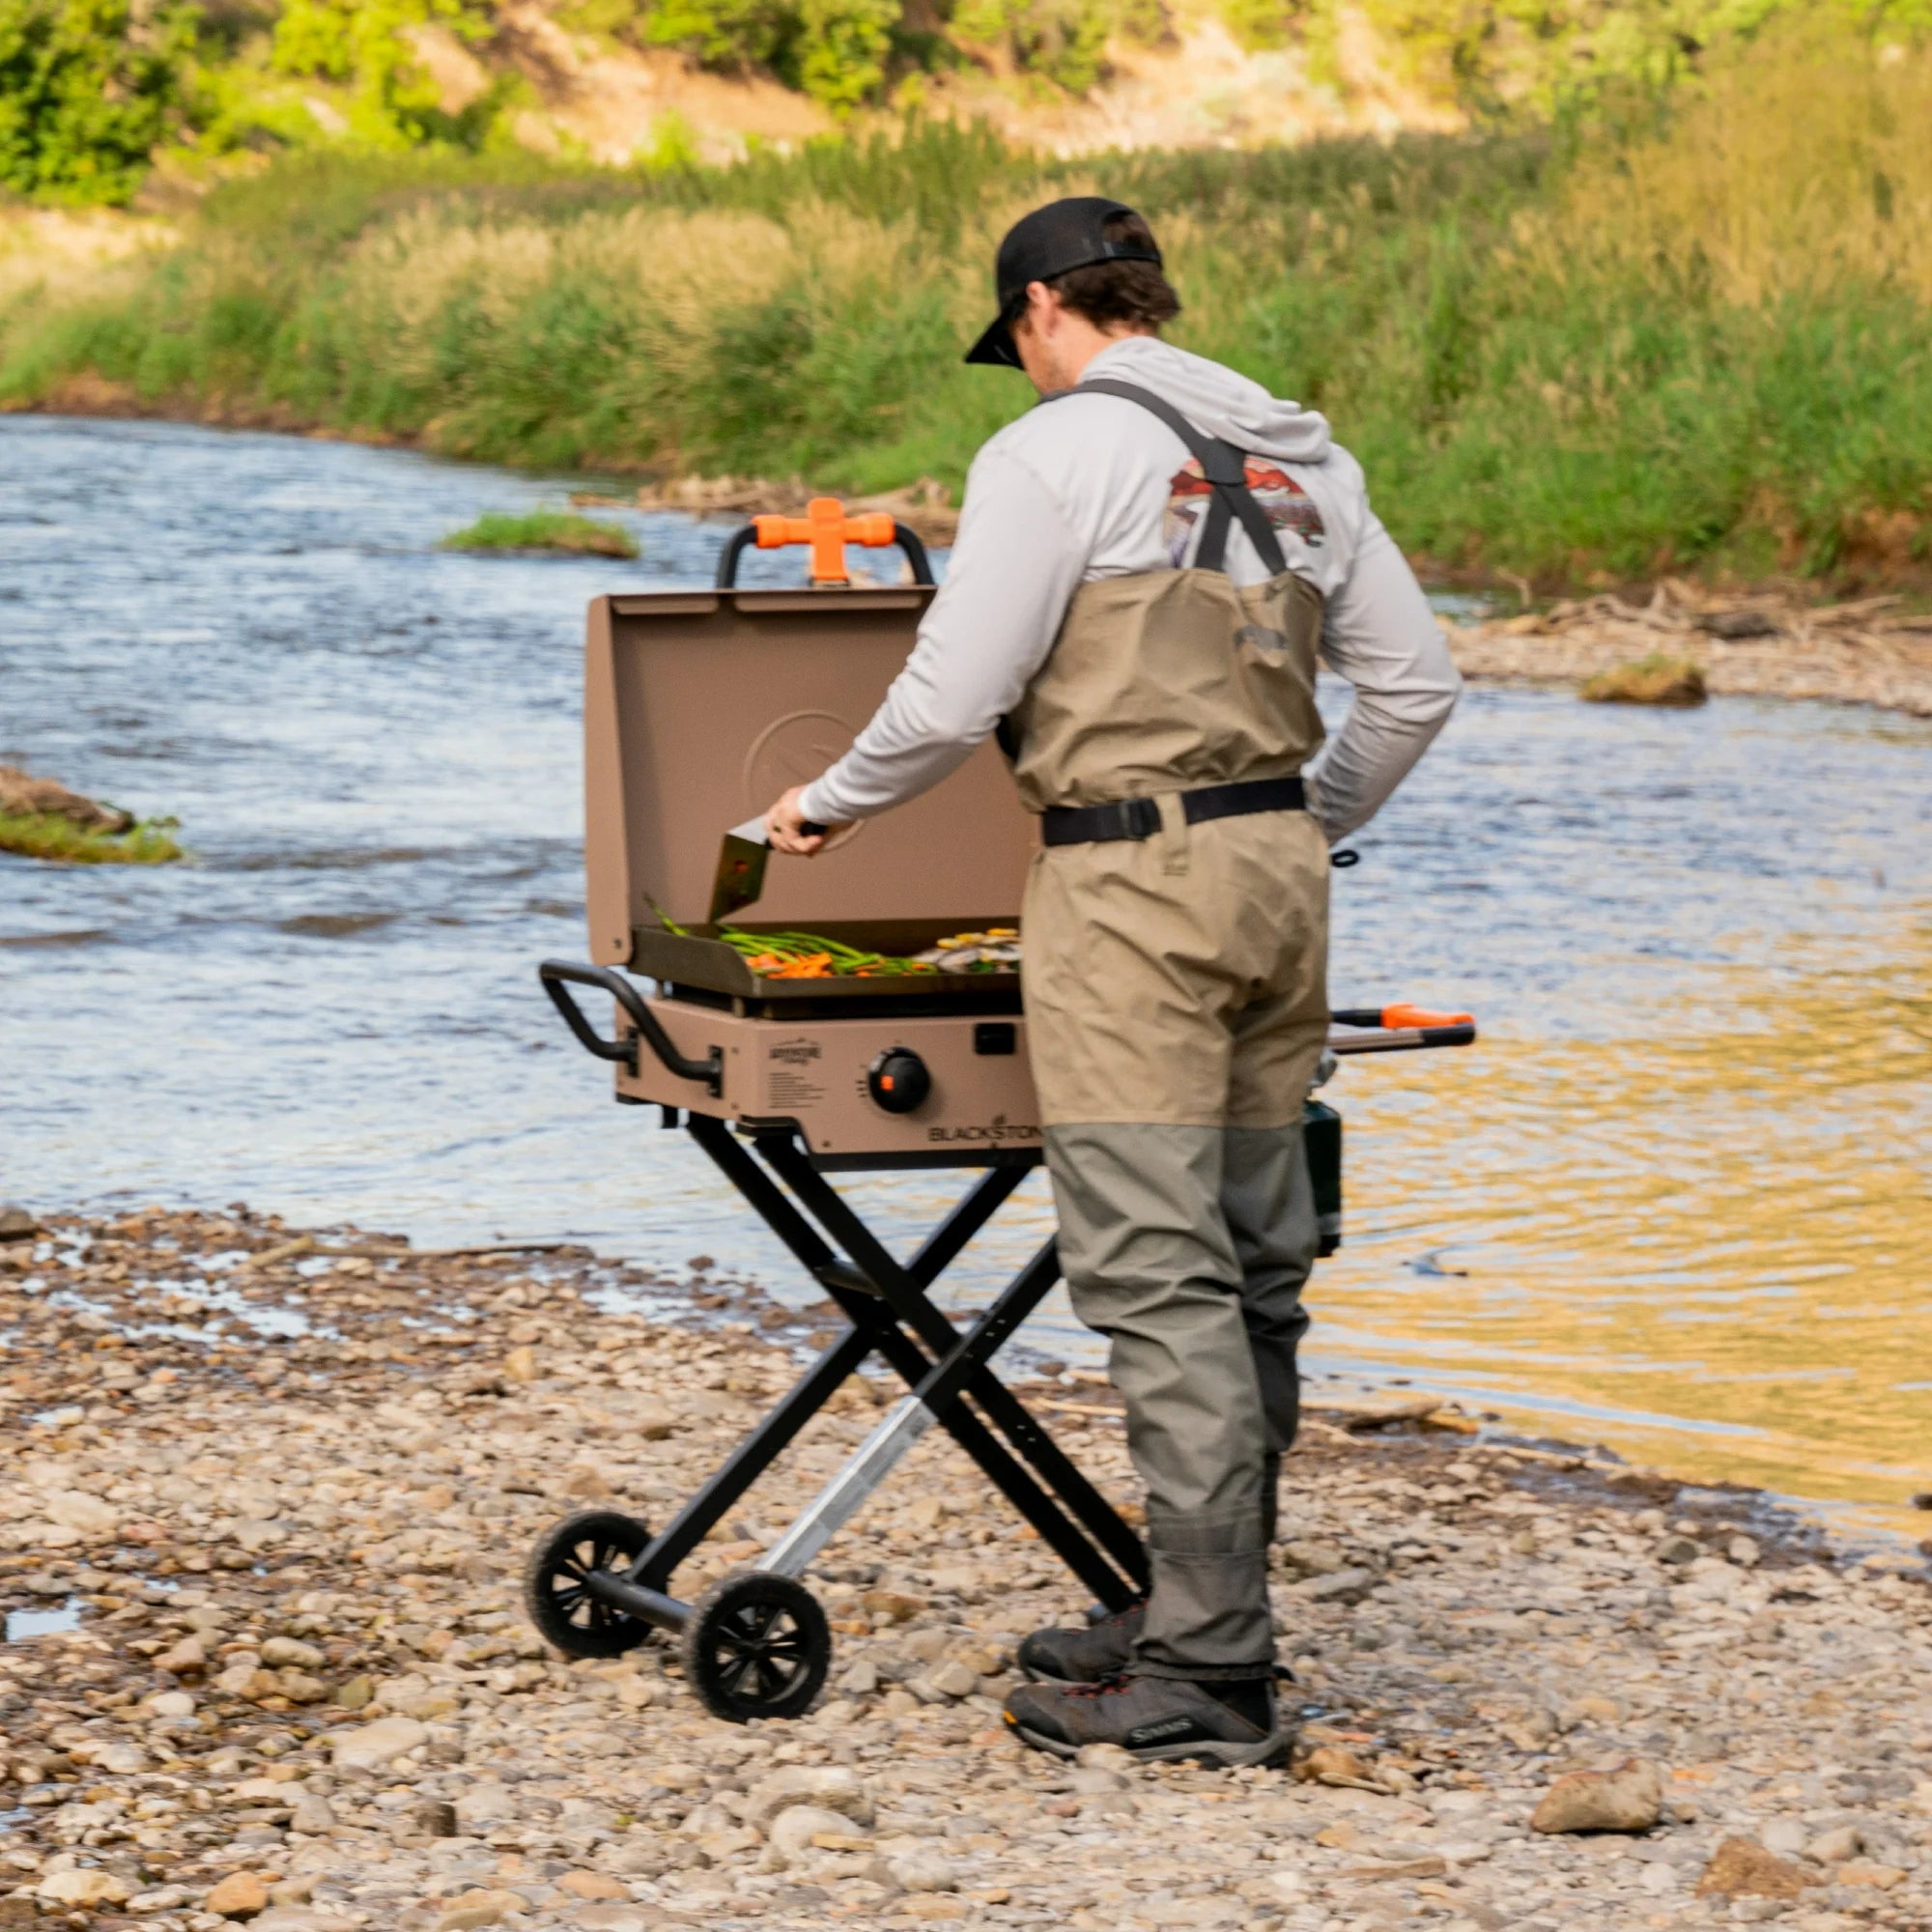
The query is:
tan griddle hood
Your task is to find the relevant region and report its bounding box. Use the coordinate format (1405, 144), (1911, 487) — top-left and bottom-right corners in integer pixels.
(583, 586), (1036, 965)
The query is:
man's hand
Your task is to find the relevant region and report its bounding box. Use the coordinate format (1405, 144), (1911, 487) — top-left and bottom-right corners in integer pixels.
(765, 785), (842, 856)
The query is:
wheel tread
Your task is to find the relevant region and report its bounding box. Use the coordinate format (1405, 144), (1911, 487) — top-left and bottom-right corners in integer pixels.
(524, 1508), (653, 1659)
(681, 1570), (830, 1723)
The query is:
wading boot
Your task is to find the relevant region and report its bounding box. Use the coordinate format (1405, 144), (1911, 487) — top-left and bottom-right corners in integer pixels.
(1015, 1599), (1146, 1686)
(1003, 1671), (1293, 1768)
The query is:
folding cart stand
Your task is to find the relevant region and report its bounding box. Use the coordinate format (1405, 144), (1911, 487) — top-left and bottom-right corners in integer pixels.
(521, 509), (1475, 1722)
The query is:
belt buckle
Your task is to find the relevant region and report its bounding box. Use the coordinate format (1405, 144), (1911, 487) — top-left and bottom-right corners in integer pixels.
(1121, 798), (1159, 839)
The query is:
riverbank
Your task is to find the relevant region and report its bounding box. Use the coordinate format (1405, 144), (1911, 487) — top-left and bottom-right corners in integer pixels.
(1447, 585), (1932, 720)
(4, 25), (1930, 593)
(4, 1205), (1929, 1932)
(18, 381), (1932, 717)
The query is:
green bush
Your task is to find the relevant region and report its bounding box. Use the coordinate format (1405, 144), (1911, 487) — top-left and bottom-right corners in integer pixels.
(269, 0), (497, 147)
(950, 0), (1120, 93)
(0, 0), (195, 202)
(5, 29), (1929, 588)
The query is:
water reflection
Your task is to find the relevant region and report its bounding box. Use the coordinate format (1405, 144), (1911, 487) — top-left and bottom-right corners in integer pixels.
(5, 416), (1930, 1540)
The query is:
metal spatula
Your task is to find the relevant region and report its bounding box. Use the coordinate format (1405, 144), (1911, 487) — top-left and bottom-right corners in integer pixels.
(707, 815), (823, 925)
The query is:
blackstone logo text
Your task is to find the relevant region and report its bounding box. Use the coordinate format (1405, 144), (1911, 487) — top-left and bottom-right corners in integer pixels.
(926, 1121), (1041, 1145)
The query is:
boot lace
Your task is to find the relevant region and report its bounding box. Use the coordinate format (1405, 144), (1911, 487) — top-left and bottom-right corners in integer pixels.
(1065, 1672), (1136, 1700)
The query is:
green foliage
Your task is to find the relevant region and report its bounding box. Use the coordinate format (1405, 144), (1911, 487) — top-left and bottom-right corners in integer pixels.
(440, 508), (639, 554)
(795, 0), (898, 107)
(1218, 0), (1932, 114)
(613, 0), (899, 109)
(6, 32), (1931, 588)
(635, 0), (793, 70)
(0, 0), (195, 202)
(1214, 0), (1301, 53)
(270, 0), (495, 147)
(951, 0), (1117, 91)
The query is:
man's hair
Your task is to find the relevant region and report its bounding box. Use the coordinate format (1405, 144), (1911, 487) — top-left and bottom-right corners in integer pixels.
(1044, 211), (1181, 331)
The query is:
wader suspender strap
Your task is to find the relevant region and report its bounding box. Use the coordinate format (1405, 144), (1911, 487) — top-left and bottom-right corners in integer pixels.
(1044, 377), (1290, 578)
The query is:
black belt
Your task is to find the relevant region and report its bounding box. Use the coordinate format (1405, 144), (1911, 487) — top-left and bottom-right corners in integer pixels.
(1040, 775), (1305, 847)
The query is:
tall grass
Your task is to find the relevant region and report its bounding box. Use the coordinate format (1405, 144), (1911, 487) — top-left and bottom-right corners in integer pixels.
(3, 27), (1928, 586)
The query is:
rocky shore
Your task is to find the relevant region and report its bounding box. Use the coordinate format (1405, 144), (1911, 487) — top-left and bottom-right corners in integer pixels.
(1446, 586), (1932, 719)
(4, 1207), (1930, 1932)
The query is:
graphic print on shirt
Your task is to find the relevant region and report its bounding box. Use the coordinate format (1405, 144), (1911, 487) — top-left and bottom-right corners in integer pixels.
(1164, 459), (1326, 568)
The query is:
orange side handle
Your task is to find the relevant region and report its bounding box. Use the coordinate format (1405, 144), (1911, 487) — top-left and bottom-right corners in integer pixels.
(1380, 1003), (1475, 1029)
(753, 497), (897, 583)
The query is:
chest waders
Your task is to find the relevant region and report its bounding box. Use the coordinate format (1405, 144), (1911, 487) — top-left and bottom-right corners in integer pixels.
(1016, 380), (1329, 1681)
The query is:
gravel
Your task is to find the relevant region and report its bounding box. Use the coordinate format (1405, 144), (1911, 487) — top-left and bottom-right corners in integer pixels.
(3, 1205), (1930, 1932)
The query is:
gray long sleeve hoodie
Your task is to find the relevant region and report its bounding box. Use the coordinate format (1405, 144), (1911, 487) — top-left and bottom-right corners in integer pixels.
(797, 335), (1460, 839)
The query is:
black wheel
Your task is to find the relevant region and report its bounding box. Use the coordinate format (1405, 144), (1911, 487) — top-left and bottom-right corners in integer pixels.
(525, 1509), (654, 1658)
(681, 1571), (831, 1723)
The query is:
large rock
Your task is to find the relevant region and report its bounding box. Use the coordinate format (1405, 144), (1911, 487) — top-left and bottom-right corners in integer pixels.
(156, 1633), (210, 1675)
(743, 1764), (873, 1832)
(433, 1889), (524, 1932)
(759, 1804), (862, 1871)
(206, 1870), (270, 1918)
(1805, 1823), (1862, 1863)
(571, 1909), (653, 1932)
(288, 1795), (337, 1835)
(38, 1868), (130, 1906)
(0, 763), (132, 832)
(1530, 1759), (1663, 1834)
(1293, 1745), (1381, 1790)
(43, 1490), (118, 1537)
(556, 1871), (627, 1900)
(327, 1715), (428, 1771)
(911, 1659), (980, 1701)
(1837, 1861), (1907, 1890)
(1297, 1566), (1378, 1605)
(262, 1635), (326, 1670)
(1694, 1837), (1823, 1899)
(887, 1851), (960, 1893)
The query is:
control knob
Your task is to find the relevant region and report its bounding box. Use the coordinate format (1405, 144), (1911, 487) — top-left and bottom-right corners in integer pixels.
(867, 1047), (931, 1114)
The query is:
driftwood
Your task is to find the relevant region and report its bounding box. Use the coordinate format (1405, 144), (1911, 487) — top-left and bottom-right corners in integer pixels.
(0, 764), (133, 833)
(1448, 582), (1932, 718)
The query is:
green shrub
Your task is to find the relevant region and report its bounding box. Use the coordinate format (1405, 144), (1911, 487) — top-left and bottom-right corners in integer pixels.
(950, 0), (1119, 92)
(794, 0), (899, 107)
(269, 0), (497, 147)
(0, 0), (196, 203)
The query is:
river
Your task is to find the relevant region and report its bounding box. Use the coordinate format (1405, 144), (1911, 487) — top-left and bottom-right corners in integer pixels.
(7, 415), (1931, 1547)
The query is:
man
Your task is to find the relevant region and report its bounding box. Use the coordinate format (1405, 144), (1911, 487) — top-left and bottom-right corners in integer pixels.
(764, 197), (1460, 1766)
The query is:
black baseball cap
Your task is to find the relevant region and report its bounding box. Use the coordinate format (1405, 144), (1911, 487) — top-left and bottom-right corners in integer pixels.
(964, 196), (1163, 369)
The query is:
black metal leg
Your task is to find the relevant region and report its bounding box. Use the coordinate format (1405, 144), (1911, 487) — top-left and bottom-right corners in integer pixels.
(757, 1134), (1148, 1600)
(904, 1159), (1033, 1288)
(690, 1119), (1142, 1607)
(855, 1298), (1140, 1609)
(630, 1323), (874, 1594)
(956, 1372), (1151, 1591)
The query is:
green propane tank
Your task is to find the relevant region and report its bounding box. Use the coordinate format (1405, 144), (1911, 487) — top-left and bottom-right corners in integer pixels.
(1303, 1098), (1342, 1257)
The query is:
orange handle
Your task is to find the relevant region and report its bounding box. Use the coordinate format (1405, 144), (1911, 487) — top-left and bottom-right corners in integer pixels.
(1380, 1003), (1474, 1029)
(753, 497), (897, 583)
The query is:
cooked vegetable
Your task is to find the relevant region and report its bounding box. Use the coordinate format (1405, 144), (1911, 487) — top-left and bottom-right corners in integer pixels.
(915, 928), (1024, 973)
(652, 904), (950, 978)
